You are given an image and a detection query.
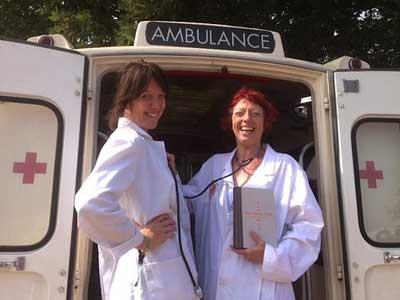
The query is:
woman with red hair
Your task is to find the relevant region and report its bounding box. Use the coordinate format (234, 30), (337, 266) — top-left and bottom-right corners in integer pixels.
(181, 87), (324, 300)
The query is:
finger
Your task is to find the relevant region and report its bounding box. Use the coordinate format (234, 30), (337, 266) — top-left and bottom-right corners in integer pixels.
(157, 213), (171, 220)
(231, 247), (248, 256)
(160, 219), (176, 228)
(166, 232), (175, 239)
(163, 225), (177, 233)
(250, 231), (265, 245)
(151, 213), (171, 223)
(158, 215), (175, 223)
(166, 154), (177, 174)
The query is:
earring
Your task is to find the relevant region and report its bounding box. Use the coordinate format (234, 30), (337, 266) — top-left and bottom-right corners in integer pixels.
(124, 107), (132, 118)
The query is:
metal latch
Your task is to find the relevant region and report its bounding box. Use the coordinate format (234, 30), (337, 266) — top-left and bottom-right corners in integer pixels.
(74, 270), (80, 290)
(323, 97), (330, 110)
(0, 257), (25, 271)
(87, 88), (94, 101)
(336, 264), (343, 280)
(384, 251), (400, 263)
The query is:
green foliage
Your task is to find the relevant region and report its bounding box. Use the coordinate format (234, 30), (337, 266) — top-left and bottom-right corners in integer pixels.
(1, 0), (399, 66)
(43, 0), (120, 47)
(0, 0), (50, 40)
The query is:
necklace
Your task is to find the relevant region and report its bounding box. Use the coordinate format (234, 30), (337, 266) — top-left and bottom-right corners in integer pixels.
(234, 155), (253, 167)
(235, 146), (264, 165)
(232, 146), (264, 187)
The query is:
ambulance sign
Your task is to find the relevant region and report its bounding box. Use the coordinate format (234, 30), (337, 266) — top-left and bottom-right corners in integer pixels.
(144, 21), (276, 53)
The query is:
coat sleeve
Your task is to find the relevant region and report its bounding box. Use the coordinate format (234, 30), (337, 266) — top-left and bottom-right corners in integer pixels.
(260, 159), (324, 282)
(75, 136), (144, 259)
(180, 157), (214, 208)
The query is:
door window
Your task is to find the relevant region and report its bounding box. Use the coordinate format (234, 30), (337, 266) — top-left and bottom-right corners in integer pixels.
(352, 119), (400, 245)
(0, 98), (62, 250)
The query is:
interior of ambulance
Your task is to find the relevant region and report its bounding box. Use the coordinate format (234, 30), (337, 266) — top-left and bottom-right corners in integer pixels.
(89, 69), (322, 299)
(98, 71), (316, 182)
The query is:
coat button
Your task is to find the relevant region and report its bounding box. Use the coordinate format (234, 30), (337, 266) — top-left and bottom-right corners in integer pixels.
(219, 278), (227, 286)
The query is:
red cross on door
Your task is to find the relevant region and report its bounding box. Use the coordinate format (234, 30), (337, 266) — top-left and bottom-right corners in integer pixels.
(359, 161), (384, 189)
(13, 152), (47, 184)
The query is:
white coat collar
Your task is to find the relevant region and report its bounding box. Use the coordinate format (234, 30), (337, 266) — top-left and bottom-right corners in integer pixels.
(245, 144), (276, 187)
(117, 117), (153, 141)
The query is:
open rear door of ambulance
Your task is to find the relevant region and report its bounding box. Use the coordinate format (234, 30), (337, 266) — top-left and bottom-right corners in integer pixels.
(0, 40), (86, 300)
(334, 70), (400, 300)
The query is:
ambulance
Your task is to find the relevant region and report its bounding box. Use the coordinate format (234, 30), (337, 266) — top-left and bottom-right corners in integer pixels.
(1, 21), (399, 300)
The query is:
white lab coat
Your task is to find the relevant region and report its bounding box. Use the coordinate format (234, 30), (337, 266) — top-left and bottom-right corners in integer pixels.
(75, 118), (198, 300)
(182, 145), (323, 300)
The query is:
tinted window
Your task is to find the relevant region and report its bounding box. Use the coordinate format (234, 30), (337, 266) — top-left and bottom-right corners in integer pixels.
(353, 120), (400, 245)
(0, 98), (62, 249)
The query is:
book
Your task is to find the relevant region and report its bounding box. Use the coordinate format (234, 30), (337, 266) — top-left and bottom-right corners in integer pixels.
(233, 186), (277, 249)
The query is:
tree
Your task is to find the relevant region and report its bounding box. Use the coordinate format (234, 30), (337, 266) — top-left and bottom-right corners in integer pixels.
(0, 0), (50, 41)
(1, 0), (399, 67)
(42, 0), (121, 47)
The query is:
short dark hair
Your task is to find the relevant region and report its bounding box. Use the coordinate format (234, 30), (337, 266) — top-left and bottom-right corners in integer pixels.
(107, 60), (168, 130)
(220, 86), (279, 135)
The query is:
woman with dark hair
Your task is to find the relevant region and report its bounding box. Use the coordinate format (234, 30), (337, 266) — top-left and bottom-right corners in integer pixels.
(75, 61), (199, 300)
(181, 87), (324, 300)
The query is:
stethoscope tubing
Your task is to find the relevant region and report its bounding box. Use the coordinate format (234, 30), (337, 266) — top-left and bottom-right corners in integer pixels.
(167, 156), (253, 298)
(184, 158), (253, 200)
(168, 165), (203, 298)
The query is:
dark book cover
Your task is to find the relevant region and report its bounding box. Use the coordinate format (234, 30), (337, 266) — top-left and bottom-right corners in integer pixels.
(233, 186), (277, 249)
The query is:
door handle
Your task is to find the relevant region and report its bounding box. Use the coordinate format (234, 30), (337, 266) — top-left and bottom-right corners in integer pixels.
(384, 251), (400, 264)
(0, 257), (25, 271)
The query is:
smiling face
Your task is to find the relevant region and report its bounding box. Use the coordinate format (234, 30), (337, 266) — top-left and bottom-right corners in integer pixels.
(125, 79), (166, 131)
(231, 98), (265, 147)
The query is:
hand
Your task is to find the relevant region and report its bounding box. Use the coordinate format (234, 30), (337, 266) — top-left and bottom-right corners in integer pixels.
(137, 213), (176, 252)
(166, 153), (177, 175)
(232, 231), (266, 265)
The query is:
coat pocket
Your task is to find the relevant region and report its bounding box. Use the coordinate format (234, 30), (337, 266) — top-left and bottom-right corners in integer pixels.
(141, 256), (196, 300)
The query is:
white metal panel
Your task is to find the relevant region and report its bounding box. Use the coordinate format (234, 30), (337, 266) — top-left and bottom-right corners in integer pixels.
(0, 40), (86, 300)
(334, 70), (400, 300)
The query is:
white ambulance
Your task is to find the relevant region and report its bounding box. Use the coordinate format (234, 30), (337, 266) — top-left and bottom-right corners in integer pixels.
(1, 21), (399, 300)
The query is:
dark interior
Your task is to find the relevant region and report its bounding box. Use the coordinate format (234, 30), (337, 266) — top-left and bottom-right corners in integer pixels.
(89, 70), (317, 300)
(98, 70), (313, 182)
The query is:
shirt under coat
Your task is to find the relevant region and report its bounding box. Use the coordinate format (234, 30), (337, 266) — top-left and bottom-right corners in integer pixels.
(75, 117), (198, 300)
(182, 145), (324, 300)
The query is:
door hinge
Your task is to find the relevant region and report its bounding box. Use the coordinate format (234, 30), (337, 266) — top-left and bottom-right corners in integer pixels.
(74, 270), (80, 290)
(337, 264), (343, 281)
(323, 97), (330, 111)
(0, 256), (25, 271)
(87, 89), (94, 101)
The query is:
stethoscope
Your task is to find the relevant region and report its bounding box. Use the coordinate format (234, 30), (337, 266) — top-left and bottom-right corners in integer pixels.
(167, 156), (254, 298)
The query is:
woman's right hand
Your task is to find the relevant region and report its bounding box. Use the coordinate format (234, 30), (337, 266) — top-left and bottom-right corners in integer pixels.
(166, 153), (177, 175)
(137, 213), (176, 252)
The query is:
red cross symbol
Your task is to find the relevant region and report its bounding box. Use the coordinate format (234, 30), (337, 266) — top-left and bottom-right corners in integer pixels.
(13, 152), (47, 184)
(359, 161), (383, 189)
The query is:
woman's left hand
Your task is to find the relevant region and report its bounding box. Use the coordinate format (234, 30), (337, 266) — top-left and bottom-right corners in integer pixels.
(232, 231), (266, 265)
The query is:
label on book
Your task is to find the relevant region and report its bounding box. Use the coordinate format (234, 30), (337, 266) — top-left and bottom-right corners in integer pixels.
(233, 186), (277, 249)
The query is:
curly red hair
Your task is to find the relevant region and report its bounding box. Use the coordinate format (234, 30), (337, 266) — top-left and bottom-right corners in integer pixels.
(221, 87), (279, 135)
